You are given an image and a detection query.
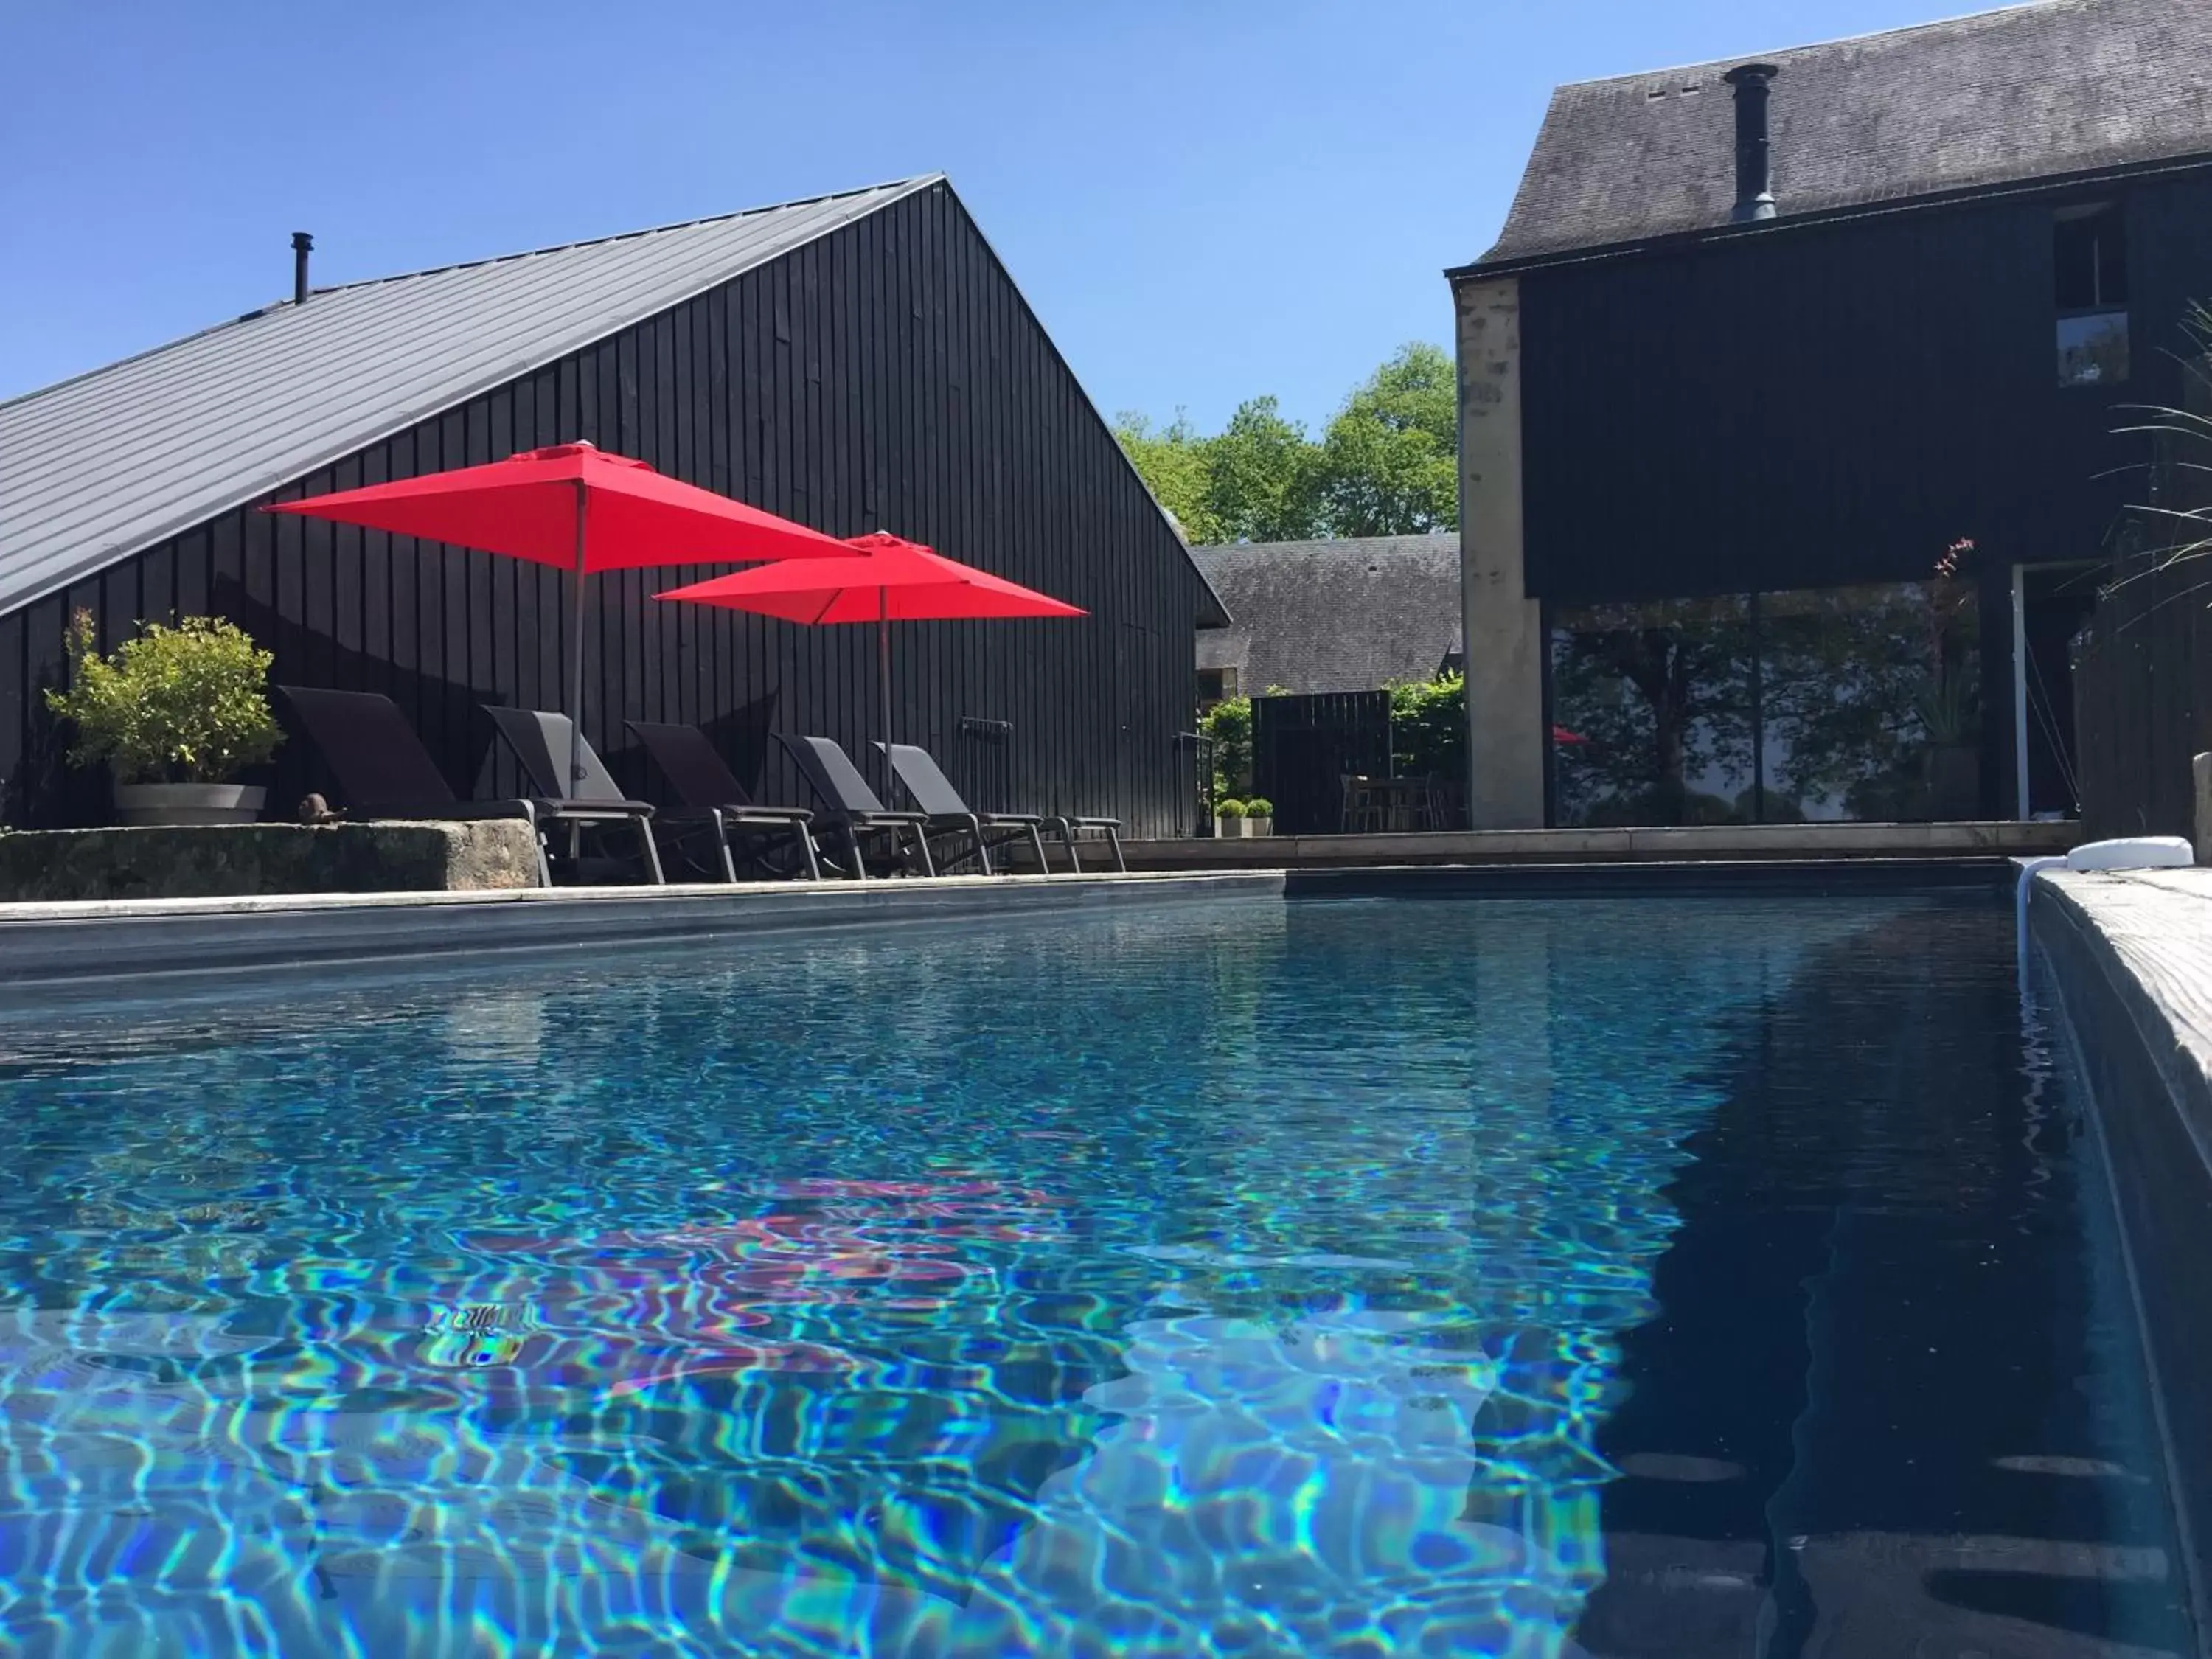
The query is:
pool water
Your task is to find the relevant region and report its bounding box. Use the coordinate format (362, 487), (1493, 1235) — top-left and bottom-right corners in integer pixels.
(0, 894), (2186, 1656)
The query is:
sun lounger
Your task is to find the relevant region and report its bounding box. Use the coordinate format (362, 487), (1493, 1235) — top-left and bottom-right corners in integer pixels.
(279, 684), (649, 888)
(775, 735), (938, 880)
(625, 720), (821, 882)
(479, 706), (664, 885)
(881, 740), (1124, 874)
(874, 742), (1052, 874)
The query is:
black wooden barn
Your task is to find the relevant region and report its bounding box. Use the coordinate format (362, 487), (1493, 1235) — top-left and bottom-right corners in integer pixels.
(1453, 0), (2212, 830)
(0, 175), (1225, 836)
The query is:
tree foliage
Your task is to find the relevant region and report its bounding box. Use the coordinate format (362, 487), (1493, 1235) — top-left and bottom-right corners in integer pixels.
(1112, 411), (1225, 546)
(1115, 342), (1458, 544)
(1386, 672), (1467, 779)
(1318, 344), (1459, 538)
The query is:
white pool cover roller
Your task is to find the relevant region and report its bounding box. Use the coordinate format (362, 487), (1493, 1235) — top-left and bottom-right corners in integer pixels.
(2064, 835), (2195, 872)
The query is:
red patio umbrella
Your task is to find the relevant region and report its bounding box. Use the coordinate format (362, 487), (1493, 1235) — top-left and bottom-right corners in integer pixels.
(262, 442), (852, 787)
(655, 531), (1085, 785)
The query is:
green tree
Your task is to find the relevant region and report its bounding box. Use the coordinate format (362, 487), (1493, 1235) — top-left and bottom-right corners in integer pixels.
(1317, 343), (1459, 536)
(1113, 410), (1225, 546)
(1115, 346), (1460, 546)
(1204, 397), (1324, 543)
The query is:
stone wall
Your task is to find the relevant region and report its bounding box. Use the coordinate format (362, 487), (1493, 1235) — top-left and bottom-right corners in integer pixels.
(0, 821), (539, 902)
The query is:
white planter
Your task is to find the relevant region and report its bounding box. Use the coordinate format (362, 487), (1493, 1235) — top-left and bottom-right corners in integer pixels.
(1248, 818), (1272, 838)
(1214, 817), (1251, 838)
(113, 782), (267, 827)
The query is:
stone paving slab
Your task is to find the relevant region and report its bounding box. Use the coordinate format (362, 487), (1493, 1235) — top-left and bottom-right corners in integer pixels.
(2031, 865), (2212, 1644)
(0, 871), (1284, 990)
(1125, 820), (2082, 870)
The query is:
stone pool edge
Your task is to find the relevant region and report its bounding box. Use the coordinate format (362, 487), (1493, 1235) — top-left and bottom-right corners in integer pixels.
(2031, 866), (2212, 1657)
(0, 871), (1287, 990)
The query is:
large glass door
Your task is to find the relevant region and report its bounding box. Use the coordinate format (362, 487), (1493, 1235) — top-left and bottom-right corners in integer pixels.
(2012, 562), (2100, 820)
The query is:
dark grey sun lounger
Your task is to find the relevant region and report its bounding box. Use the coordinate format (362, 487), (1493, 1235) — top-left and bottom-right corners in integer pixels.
(880, 742), (1125, 874)
(279, 684), (643, 888)
(625, 721), (820, 882)
(875, 742), (1050, 874)
(479, 706), (664, 885)
(776, 734), (937, 880)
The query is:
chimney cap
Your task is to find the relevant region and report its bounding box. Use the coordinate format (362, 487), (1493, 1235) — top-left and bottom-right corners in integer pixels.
(1723, 62), (1781, 87)
(290, 231), (314, 250)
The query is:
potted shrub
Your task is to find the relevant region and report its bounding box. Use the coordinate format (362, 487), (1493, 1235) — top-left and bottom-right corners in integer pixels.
(45, 611), (282, 826)
(1244, 796), (1274, 837)
(1215, 798), (1248, 838)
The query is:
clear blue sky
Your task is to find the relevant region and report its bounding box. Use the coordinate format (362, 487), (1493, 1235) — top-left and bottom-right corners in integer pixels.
(3, 0), (1947, 434)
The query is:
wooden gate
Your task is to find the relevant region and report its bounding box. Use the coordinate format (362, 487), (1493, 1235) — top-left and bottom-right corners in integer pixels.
(1252, 691), (1393, 835)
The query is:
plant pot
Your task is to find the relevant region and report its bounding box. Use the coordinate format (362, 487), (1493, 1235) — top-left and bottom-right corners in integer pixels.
(1922, 745), (1980, 822)
(112, 782), (267, 827)
(1214, 817), (1251, 838)
(1248, 817), (1272, 838)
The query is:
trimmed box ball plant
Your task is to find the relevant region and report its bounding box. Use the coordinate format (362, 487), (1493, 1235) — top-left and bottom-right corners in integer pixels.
(1215, 797), (1248, 838)
(1244, 796), (1274, 836)
(45, 611), (282, 825)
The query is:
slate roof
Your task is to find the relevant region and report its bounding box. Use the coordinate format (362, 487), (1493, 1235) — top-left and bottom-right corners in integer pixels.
(1472, 0), (2212, 271)
(1192, 535), (1461, 694)
(1, 173), (1211, 625)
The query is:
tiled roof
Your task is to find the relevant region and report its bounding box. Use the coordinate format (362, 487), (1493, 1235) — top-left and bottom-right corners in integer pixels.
(1192, 535), (1461, 693)
(0, 178), (937, 616)
(1473, 0), (2212, 269)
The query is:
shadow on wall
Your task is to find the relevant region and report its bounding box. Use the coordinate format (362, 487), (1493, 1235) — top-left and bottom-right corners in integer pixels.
(7, 581), (782, 829)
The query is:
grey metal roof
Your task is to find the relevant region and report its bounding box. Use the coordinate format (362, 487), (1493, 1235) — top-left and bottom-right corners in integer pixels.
(1473, 0), (2212, 270)
(1192, 535), (1461, 694)
(0, 177), (939, 618)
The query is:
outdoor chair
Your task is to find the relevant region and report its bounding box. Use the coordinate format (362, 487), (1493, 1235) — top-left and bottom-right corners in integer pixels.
(626, 720), (821, 882)
(479, 706), (664, 885)
(880, 742), (1126, 874)
(279, 684), (648, 888)
(775, 735), (938, 880)
(874, 742), (1049, 874)
(1340, 774), (1385, 835)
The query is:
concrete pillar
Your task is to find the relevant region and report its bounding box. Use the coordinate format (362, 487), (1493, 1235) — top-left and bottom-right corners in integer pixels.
(1456, 276), (1546, 829)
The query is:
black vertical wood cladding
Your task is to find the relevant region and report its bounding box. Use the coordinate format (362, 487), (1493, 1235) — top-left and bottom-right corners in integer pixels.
(1, 184), (1202, 834)
(1516, 184), (2202, 603)
(1516, 171), (2212, 820)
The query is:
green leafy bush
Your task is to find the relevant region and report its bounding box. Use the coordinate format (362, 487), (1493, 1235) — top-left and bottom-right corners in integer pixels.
(1199, 695), (1253, 799)
(45, 611), (282, 784)
(1243, 796), (1273, 818)
(1386, 672), (1467, 779)
(1216, 798), (1248, 819)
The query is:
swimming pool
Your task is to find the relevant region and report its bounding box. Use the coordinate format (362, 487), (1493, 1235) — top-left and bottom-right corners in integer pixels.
(0, 891), (2186, 1655)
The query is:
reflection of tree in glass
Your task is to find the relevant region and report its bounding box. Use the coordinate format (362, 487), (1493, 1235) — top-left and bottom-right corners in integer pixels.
(1762, 575), (1978, 821)
(1551, 599), (1754, 826)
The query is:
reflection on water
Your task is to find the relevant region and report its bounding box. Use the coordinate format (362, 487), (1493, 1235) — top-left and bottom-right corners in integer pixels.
(0, 897), (2177, 1655)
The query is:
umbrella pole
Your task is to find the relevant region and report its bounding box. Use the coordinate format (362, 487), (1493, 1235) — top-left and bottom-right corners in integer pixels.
(878, 589), (894, 796)
(568, 483), (588, 791)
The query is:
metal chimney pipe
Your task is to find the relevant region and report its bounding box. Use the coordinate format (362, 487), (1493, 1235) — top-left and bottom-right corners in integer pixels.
(1722, 64), (1780, 223)
(291, 232), (314, 305)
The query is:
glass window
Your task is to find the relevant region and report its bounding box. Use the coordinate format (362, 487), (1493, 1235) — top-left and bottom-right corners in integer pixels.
(1759, 580), (1980, 823)
(2054, 206), (2126, 310)
(1548, 597), (1755, 827)
(2054, 205), (2128, 386)
(2057, 313), (2129, 387)
(1546, 577), (1983, 827)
